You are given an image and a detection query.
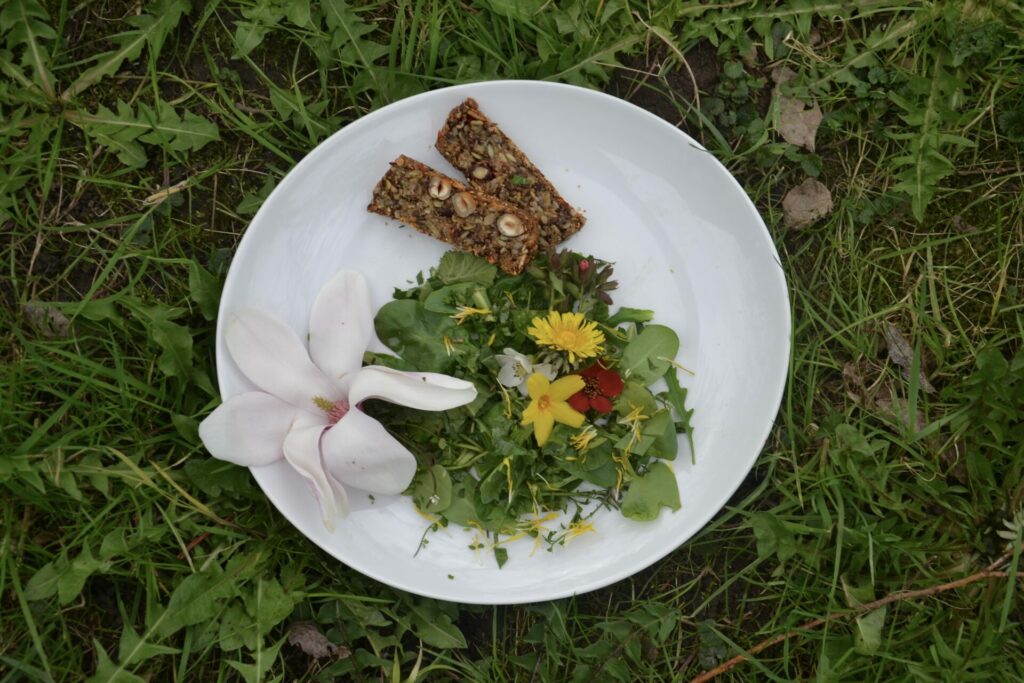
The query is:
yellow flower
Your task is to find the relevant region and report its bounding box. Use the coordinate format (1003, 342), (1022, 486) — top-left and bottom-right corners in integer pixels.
(527, 311), (604, 363)
(618, 404), (650, 455)
(451, 305), (491, 325)
(521, 373), (586, 446)
(565, 520), (596, 541)
(569, 425), (598, 452)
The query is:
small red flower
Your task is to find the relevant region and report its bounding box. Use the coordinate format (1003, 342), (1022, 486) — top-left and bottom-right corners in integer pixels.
(568, 361), (624, 414)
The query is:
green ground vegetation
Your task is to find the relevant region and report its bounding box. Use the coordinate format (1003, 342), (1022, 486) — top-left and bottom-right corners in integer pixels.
(1, 1), (1022, 681)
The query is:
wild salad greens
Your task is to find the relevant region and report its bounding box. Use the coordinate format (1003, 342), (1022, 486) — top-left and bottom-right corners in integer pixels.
(366, 250), (693, 565)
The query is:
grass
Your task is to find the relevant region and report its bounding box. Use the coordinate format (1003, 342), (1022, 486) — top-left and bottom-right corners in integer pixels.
(2, 0), (1023, 681)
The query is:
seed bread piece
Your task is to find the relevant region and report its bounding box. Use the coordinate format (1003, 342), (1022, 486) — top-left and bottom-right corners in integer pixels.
(435, 98), (585, 248)
(367, 155), (540, 275)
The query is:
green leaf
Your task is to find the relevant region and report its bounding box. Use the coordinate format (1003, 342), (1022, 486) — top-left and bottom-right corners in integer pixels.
(285, 0), (311, 27)
(480, 0), (545, 21)
(247, 577), (299, 637)
(833, 424), (875, 457)
(441, 480), (480, 527)
(374, 300), (456, 370)
(25, 561), (59, 601)
(126, 301), (193, 378)
(73, 101), (146, 167)
(844, 581), (887, 655)
(0, 0), (56, 98)
(412, 464), (453, 514)
(619, 325), (680, 384)
(117, 623), (179, 667)
(888, 56), (974, 221)
(71, 99), (218, 167)
(151, 318), (194, 378)
(219, 602), (256, 651)
(63, 0), (190, 99)
(184, 458), (252, 498)
(87, 641), (146, 683)
(494, 546), (509, 568)
(408, 602), (467, 648)
(138, 99), (220, 152)
(171, 414), (199, 444)
(662, 367), (694, 451)
(58, 545), (107, 605)
(188, 260), (221, 320)
(613, 381), (658, 416)
(437, 252), (498, 286)
(69, 297), (121, 322)
(606, 307), (654, 327)
(649, 410), (678, 461)
(227, 638), (283, 683)
(236, 176), (277, 215)
(423, 283), (479, 314)
(321, 0), (388, 66)
(156, 564), (238, 638)
(232, 21), (271, 59)
(620, 462), (680, 522)
(613, 410), (674, 458)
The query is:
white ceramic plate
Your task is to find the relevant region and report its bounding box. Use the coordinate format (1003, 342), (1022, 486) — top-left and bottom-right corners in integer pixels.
(216, 80), (790, 604)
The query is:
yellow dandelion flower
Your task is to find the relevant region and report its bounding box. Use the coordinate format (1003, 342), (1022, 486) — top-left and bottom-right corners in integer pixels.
(569, 425), (598, 452)
(521, 373), (586, 446)
(527, 311), (604, 363)
(524, 511), (559, 555)
(443, 335), (455, 356)
(565, 520), (596, 541)
(451, 305), (492, 325)
(618, 404), (650, 455)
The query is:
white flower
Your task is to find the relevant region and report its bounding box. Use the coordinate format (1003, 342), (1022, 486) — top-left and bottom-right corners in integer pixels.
(495, 348), (555, 395)
(198, 270), (477, 530)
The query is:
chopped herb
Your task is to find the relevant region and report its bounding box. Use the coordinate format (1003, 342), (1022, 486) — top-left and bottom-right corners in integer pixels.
(510, 174), (531, 186)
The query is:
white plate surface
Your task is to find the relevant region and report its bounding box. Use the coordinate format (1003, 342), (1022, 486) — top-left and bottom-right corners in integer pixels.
(216, 80), (790, 604)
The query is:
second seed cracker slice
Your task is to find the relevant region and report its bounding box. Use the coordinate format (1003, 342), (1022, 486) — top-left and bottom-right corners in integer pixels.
(435, 98), (586, 249)
(367, 155), (540, 275)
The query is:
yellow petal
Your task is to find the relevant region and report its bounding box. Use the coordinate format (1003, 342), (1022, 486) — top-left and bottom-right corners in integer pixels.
(526, 372), (551, 398)
(549, 374), (585, 401)
(550, 401), (585, 428)
(533, 411), (555, 446)
(521, 401), (539, 426)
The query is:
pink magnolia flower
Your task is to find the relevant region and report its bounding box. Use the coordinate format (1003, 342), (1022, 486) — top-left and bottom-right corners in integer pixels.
(198, 270), (476, 530)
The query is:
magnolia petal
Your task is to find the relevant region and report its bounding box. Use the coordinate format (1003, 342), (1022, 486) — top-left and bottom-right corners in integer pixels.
(226, 310), (342, 411)
(321, 409), (417, 494)
(308, 270), (373, 380)
(282, 415), (348, 529)
(550, 375), (585, 401)
(348, 366), (477, 411)
(198, 392), (303, 467)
